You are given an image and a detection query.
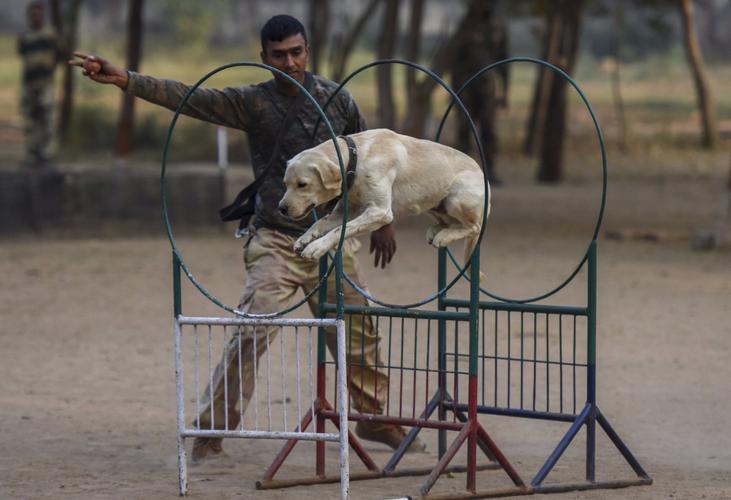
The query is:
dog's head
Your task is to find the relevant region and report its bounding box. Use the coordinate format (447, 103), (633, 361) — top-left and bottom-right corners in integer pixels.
(278, 149), (342, 220)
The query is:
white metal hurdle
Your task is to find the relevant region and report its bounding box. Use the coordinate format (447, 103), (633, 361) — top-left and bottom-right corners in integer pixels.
(174, 315), (350, 499)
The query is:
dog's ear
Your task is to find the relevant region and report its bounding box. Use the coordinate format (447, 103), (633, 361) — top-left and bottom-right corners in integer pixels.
(313, 159), (342, 193)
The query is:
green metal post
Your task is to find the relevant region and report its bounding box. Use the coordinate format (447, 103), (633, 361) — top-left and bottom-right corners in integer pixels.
(437, 247), (448, 459)
(467, 246), (480, 492)
(173, 251), (182, 318)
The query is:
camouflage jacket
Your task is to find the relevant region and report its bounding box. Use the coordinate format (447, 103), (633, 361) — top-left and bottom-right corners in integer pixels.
(17, 28), (61, 92)
(126, 71), (367, 234)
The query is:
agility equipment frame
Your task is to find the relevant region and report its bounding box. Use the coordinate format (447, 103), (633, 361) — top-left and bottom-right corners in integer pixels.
(163, 58), (651, 499)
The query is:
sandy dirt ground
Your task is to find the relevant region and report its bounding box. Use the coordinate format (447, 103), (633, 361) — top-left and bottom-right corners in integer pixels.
(1, 172), (730, 500)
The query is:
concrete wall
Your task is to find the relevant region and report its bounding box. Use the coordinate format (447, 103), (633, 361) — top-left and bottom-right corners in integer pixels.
(0, 163), (253, 237)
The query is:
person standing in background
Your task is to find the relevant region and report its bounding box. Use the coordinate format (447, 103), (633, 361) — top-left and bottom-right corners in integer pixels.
(17, 1), (62, 167)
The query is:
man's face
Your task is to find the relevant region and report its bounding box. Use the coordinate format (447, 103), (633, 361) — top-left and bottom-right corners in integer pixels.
(260, 33), (309, 86)
(28, 6), (44, 30)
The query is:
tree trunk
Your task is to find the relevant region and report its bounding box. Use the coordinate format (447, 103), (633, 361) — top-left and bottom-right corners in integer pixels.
(523, 1), (562, 156)
(537, 0), (584, 183)
(610, 0), (628, 152)
(376, 0), (399, 129)
(51, 0), (82, 145)
(115, 0), (144, 156)
(404, 0), (425, 109)
(331, 0), (380, 83)
(308, 0), (330, 76)
(401, 0), (482, 137)
(679, 0), (718, 149)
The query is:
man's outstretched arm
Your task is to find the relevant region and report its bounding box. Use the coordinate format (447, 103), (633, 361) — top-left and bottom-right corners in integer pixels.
(68, 52), (253, 131)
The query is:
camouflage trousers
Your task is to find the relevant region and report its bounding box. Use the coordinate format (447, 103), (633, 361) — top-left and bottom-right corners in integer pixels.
(21, 86), (54, 162)
(198, 227), (388, 430)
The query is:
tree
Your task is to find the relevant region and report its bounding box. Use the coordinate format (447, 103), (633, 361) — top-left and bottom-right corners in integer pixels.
(116, 0), (144, 156)
(523, 1), (562, 156)
(330, 0), (380, 82)
(536, 0), (585, 183)
(404, 0), (425, 111)
(679, 0), (718, 149)
(376, 0), (399, 129)
(401, 0), (484, 137)
(308, 0), (330, 76)
(49, 0), (83, 145)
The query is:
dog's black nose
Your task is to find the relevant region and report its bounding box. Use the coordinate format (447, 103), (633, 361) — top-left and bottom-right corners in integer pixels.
(279, 204), (288, 216)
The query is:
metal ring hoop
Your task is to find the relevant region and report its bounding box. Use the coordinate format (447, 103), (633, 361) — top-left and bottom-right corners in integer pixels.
(435, 57), (607, 304)
(161, 61), (349, 318)
(311, 59), (490, 309)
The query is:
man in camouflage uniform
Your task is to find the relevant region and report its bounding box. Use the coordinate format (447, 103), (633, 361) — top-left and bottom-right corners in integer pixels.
(71, 15), (423, 464)
(18, 1), (61, 166)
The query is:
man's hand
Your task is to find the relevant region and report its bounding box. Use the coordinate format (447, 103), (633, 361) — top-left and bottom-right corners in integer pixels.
(68, 52), (128, 89)
(369, 224), (396, 269)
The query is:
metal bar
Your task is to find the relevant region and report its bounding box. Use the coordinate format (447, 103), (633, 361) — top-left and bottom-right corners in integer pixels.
(256, 462), (501, 490)
(507, 311), (511, 408)
(586, 241), (598, 482)
(320, 401), (379, 472)
(494, 310), (499, 407)
(178, 316), (340, 328)
(207, 325), (213, 430)
(448, 402), (579, 422)
(384, 390), (442, 472)
(467, 246), (480, 492)
(320, 410), (465, 431)
(399, 317), (405, 418)
(532, 313), (537, 411)
(223, 327), (229, 430)
(322, 303), (471, 321)
(174, 318), (187, 496)
(520, 312), (524, 409)
(238, 327), (244, 430)
(532, 403), (591, 486)
(173, 251), (182, 317)
(182, 429), (340, 441)
(261, 407), (315, 481)
(316, 256), (328, 479)
(559, 315), (564, 414)
(413, 318), (418, 419)
(420, 423), (470, 497)
(335, 319), (350, 500)
(295, 327), (302, 432)
(443, 298), (588, 316)
(437, 247), (447, 459)
(545, 314), (550, 412)
(532, 477), (653, 494)
(194, 325), (200, 430)
(596, 408), (651, 479)
(253, 325), (259, 430)
(266, 327), (272, 432)
(475, 423), (526, 487)
(452, 352), (588, 368)
(387, 316), (393, 416)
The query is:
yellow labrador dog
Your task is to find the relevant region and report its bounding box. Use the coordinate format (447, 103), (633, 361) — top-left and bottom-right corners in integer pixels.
(279, 128), (489, 271)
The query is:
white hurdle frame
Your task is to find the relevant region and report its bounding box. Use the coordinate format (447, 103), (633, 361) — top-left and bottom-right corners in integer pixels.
(174, 315), (350, 499)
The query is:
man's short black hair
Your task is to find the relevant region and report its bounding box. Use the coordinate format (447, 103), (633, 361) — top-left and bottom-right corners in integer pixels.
(260, 15), (307, 52)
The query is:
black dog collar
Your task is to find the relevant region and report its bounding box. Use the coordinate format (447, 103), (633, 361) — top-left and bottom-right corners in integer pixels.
(341, 135), (358, 191)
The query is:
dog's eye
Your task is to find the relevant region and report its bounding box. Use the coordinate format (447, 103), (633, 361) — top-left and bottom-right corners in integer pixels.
(297, 181), (308, 188)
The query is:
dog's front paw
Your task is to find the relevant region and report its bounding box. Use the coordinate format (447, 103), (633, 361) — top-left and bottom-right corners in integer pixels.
(300, 240), (331, 261)
(293, 236), (307, 254)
